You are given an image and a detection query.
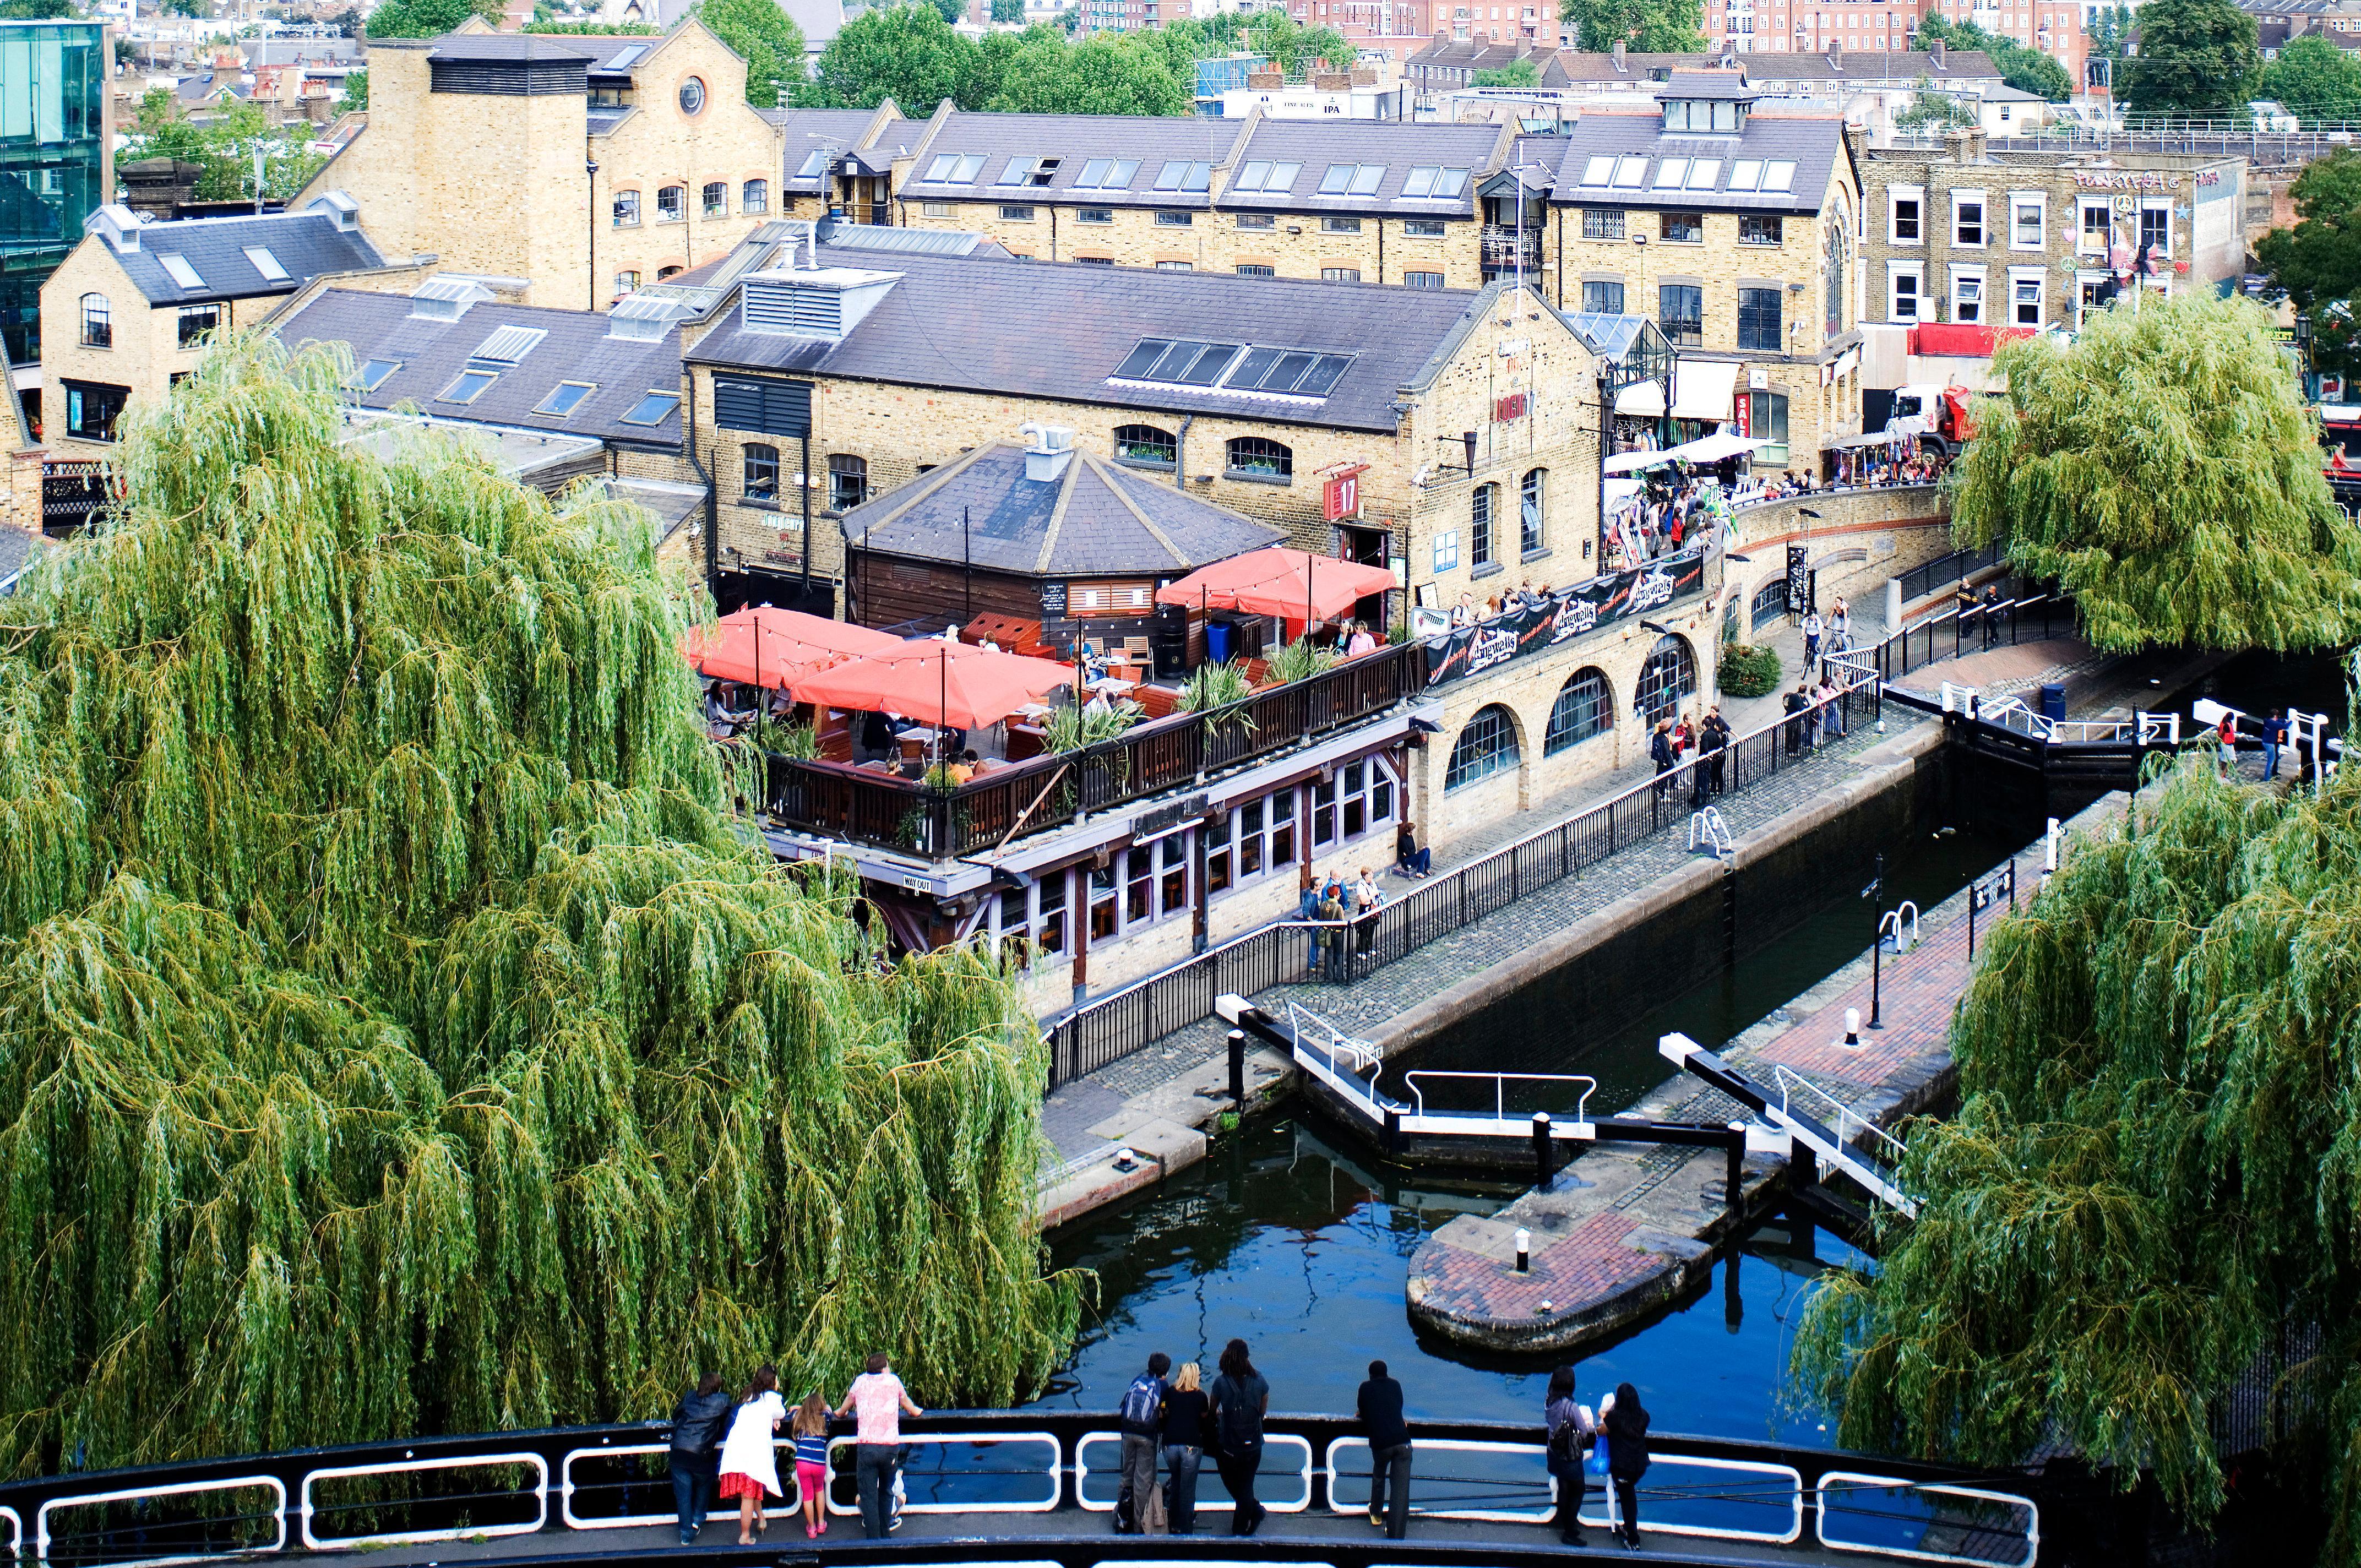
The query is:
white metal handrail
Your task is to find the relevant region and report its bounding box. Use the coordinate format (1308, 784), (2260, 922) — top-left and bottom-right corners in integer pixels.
(1574, 1453), (1805, 1545)
(1402, 1070), (1596, 1130)
(1879, 902), (1920, 954)
(1320, 1437), (1552, 1524)
(1075, 1433), (1313, 1515)
(1688, 805), (1733, 860)
(300, 1453), (547, 1551)
(559, 1442), (781, 1530)
(822, 1432), (1061, 1516)
(1816, 1472), (2039, 1568)
(1287, 1002), (1380, 1076)
(1774, 1065), (1908, 1172)
(37, 1477), (285, 1567)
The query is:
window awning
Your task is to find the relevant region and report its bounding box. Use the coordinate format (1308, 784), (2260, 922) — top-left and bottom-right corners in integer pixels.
(1614, 379), (1666, 417)
(1671, 360), (1741, 422)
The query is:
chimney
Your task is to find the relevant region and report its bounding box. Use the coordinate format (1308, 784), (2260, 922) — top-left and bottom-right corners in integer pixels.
(1612, 39), (1626, 69)
(118, 157), (203, 222)
(1313, 70), (1350, 90)
(1930, 38), (1946, 68)
(1022, 423), (1076, 483)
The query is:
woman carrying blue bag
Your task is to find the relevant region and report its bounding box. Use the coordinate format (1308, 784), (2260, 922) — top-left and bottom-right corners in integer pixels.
(1540, 1366), (1596, 1546)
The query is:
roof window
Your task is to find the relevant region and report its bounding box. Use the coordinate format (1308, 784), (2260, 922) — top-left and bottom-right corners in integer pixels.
(469, 324), (547, 364)
(1653, 158), (1688, 189)
(1686, 160), (1721, 190)
(621, 390), (682, 427)
(1232, 160), (1302, 194)
(601, 44), (646, 70)
(1223, 346), (1354, 398)
(1074, 157), (1140, 190)
(534, 381), (596, 417)
(356, 357), (400, 392)
(1318, 163), (1386, 195)
(159, 253), (205, 290)
(794, 150), (829, 178)
(243, 246), (290, 282)
(1612, 156), (1647, 188)
(1113, 338), (1243, 386)
(1401, 166), (1468, 198)
(1153, 160), (1211, 192)
(1579, 155), (1614, 187)
(1727, 159), (1762, 190)
(920, 153), (986, 184)
(997, 155), (1059, 187)
(437, 368), (498, 405)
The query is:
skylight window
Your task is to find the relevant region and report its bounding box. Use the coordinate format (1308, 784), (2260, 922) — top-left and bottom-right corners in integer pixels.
(1401, 166), (1468, 198)
(1653, 158), (1688, 189)
(1580, 155), (1614, 187)
(437, 368), (498, 405)
(356, 357), (400, 393)
(1223, 347), (1355, 398)
(535, 381), (596, 417)
(470, 324), (547, 364)
(1761, 160), (1797, 193)
(621, 390), (681, 426)
(1318, 163), (1385, 195)
(1611, 156), (1647, 188)
(1153, 160), (1211, 192)
(1112, 339), (1243, 385)
(1074, 157), (1140, 190)
(159, 253), (204, 290)
(1232, 160), (1303, 194)
(795, 149), (829, 178)
(1727, 159), (1763, 192)
(920, 153), (986, 184)
(997, 155), (1046, 186)
(601, 45), (646, 70)
(1686, 159), (1721, 190)
(243, 246), (290, 282)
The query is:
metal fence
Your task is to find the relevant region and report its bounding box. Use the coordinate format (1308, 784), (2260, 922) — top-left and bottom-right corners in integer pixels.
(1045, 676), (1883, 1087)
(1895, 543), (2005, 607)
(1873, 592), (2068, 685)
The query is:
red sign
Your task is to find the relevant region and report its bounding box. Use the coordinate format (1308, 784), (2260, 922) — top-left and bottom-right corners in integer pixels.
(1735, 391), (1751, 438)
(1324, 470), (1361, 522)
(1493, 391), (1529, 423)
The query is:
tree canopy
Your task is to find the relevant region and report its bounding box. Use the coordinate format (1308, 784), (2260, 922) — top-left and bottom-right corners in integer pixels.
(2259, 34), (2361, 119)
(0, 336), (1081, 1475)
(365, 0), (501, 39)
(124, 93), (326, 204)
(1473, 59), (1541, 88)
(1913, 14), (2074, 102)
(1948, 292), (2361, 654)
(1793, 751), (2361, 1553)
(2257, 148), (2361, 380)
(2117, 0), (2261, 116)
(695, 0), (806, 109)
(1559, 0), (1704, 55)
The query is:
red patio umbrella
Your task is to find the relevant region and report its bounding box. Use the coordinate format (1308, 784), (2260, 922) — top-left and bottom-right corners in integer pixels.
(793, 641), (1077, 733)
(1155, 547), (1396, 632)
(682, 607), (903, 690)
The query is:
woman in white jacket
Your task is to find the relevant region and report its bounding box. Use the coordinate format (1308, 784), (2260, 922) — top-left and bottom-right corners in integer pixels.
(715, 1364), (786, 1544)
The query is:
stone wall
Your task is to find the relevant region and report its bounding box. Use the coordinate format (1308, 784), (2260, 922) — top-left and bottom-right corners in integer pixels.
(1720, 484), (1954, 637)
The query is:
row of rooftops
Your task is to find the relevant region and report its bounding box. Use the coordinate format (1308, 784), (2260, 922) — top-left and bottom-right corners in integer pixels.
(1407, 39), (2006, 86)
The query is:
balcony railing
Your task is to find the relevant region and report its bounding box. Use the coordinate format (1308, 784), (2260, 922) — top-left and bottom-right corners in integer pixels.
(742, 641), (1429, 861)
(1479, 224), (1543, 268)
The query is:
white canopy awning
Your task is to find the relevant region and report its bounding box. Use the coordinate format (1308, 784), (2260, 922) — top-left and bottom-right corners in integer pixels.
(1661, 431), (1762, 465)
(1604, 448), (1674, 473)
(1614, 380), (1666, 417)
(1671, 359), (1742, 423)
(1605, 477), (1646, 508)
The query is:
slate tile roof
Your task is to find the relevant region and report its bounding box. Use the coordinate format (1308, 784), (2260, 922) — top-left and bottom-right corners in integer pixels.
(104, 208), (385, 307)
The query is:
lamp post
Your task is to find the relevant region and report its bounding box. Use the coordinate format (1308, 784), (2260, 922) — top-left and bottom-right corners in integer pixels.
(586, 158), (600, 312)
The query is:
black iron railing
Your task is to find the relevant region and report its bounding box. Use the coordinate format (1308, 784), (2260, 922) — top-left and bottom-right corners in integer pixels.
(1873, 592), (2066, 684)
(1895, 542), (2004, 606)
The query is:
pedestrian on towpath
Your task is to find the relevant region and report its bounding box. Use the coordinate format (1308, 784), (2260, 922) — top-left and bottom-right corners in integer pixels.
(1114, 1352), (1170, 1534)
(1650, 720), (1676, 799)
(668, 1372), (731, 1545)
(1601, 1382), (1652, 1549)
(1209, 1338), (1271, 1536)
(1358, 1359), (1413, 1539)
(838, 1352), (922, 1539)
(717, 1364), (785, 1545)
(1543, 1365), (1597, 1546)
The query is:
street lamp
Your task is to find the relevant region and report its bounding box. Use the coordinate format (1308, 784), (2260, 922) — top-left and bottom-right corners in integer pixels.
(586, 158), (601, 312)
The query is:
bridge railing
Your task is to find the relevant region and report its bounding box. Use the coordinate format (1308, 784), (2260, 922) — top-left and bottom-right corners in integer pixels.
(1871, 593), (2066, 685)
(0, 1413), (2043, 1568)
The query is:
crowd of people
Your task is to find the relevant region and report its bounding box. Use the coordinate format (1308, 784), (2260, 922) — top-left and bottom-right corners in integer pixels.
(665, 1352), (923, 1546)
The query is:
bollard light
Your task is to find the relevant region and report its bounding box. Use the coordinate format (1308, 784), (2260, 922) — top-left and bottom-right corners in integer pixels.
(1514, 1227), (1531, 1273)
(1844, 1007), (1861, 1047)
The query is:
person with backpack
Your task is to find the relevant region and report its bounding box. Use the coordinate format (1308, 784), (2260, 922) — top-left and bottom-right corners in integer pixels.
(1600, 1382), (1652, 1548)
(1113, 1352), (1171, 1534)
(668, 1373), (733, 1545)
(1357, 1359), (1412, 1539)
(716, 1365), (786, 1545)
(1161, 1362), (1210, 1536)
(1542, 1366), (1596, 1545)
(1208, 1338), (1271, 1536)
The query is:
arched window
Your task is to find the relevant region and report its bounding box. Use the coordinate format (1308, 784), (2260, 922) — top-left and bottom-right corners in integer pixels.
(743, 443), (779, 503)
(1635, 634), (1697, 725)
(1226, 435), (1292, 482)
(701, 181), (727, 217)
(1520, 468), (1546, 557)
(1544, 668), (1612, 753)
(79, 292), (109, 348)
(1750, 577), (1789, 630)
(656, 264), (683, 281)
(1470, 481), (1497, 566)
(1114, 423), (1177, 470)
(1445, 704), (1520, 791)
(828, 453), (868, 512)
(742, 179), (769, 214)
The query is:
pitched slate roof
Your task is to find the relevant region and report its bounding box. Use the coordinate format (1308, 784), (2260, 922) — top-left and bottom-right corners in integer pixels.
(1222, 118), (1506, 219)
(275, 287), (684, 449)
(842, 443), (1285, 577)
(102, 208), (385, 307)
(1736, 49), (2004, 85)
(1530, 110), (1849, 214)
(685, 244), (1502, 435)
(779, 110), (923, 190)
(900, 110), (1247, 212)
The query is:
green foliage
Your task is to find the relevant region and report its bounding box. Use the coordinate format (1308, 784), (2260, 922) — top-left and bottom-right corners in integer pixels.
(523, 20), (659, 33)
(991, 0), (1021, 17)
(745, 717), (818, 759)
(1241, 9), (1354, 76)
(2257, 149), (2361, 378)
(0, 0), (75, 17)
(2259, 34), (2361, 118)
(125, 97), (325, 204)
(0, 336), (1081, 1475)
(988, 29), (1185, 115)
(1913, 14), (2074, 101)
(1045, 703), (1137, 754)
(1895, 78), (1977, 129)
(335, 68), (367, 116)
(2088, 2), (2134, 58)
(2116, 0), (2260, 115)
(799, 8), (1195, 113)
(1472, 59), (1541, 88)
(1265, 636), (1336, 686)
(366, 0), (500, 38)
(802, 4), (987, 109)
(697, 0), (807, 108)
(1716, 643), (1782, 698)
(1559, 0), (1703, 54)
(1790, 752), (2361, 1548)
(928, 0), (965, 22)
(1947, 292), (2361, 654)
(1173, 660), (1256, 713)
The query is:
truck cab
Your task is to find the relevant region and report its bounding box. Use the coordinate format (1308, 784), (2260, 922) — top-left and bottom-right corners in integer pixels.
(1885, 383), (1975, 456)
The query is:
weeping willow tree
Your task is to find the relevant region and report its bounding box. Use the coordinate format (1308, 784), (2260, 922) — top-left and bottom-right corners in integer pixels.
(0, 335), (1081, 1477)
(1950, 290), (2361, 652)
(1793, 750), (2361, 1551)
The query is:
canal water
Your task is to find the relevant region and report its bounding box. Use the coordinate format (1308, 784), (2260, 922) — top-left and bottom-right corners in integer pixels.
(1029, 818), (2033, 1441)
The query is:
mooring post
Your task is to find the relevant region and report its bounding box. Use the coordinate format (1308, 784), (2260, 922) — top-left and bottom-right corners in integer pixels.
(1227, 1028), (1246, 1109)
(1384, 1105), (1401, 1157)
(1532, 1111), (1552, 1191)
(1725, 1121), (1745, 1211)
(1514, 1226), (1530, 1273)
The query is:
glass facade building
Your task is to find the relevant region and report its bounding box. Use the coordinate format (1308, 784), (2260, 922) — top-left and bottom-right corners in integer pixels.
(0, 22), (106, 367)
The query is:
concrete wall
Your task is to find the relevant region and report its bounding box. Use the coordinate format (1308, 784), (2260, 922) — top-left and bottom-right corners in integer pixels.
(1720, 485), (1954, 639)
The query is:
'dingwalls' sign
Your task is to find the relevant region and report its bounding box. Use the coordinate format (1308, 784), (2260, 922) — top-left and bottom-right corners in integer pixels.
(1421, 546), (1708, 688)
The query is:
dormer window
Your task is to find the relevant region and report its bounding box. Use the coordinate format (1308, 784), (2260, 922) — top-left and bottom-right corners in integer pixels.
(1663, 97), (1744, 132)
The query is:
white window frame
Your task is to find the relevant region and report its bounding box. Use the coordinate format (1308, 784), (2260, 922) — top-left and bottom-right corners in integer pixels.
(1951, 265), (1986, 324)
(2008, 265), (2046, 328)
(2008, 190), (2045, 252)
(2079, 199), (2110, 256)
(1887, 182), (1924, 246)
(1951, 188), (1986, 249)
(1433, 529), (1459, 572)
(2137, 197), (2174, 258)
(2074, 268), (2109, 329)
(1886, 261), (1923, 322)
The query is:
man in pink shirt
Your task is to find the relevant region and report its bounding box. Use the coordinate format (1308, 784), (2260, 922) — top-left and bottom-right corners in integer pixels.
(837, 1352), (923, 1538)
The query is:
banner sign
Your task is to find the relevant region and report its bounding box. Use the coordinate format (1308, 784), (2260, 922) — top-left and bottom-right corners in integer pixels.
(1421, 546), (1709, 688)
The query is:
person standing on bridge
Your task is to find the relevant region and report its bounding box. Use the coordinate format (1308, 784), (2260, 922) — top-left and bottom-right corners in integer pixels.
(1650, 720), (1677, 798)
(1802, 607), (1823, 671)
(1358, 1359), (1413, 1539)
(1161, 1362), (1210, 1535)
(2218, 712), (2240, 779)
(1113, 1351), (1170, 1534)
(1600, 1382), (1652, 1549)
(716, 1364), (786, 1545)
(1543, 1365), (1596, 1545)
(1210, 1338), (1271, 1535)
(839, 1351), (923, 1539)
(2264, 708), (2291, 781)
(668, 1373), (732, 1545)
(792, 1391), (832, 1540)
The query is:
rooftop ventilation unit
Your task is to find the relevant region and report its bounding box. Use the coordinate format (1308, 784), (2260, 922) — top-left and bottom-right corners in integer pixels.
(608, 295), (691, 341)
(739, 266), (901, 343)
(302, 189), (362, 233)
(410, 275), (494, 322)
(1021, 422), (1075, 483)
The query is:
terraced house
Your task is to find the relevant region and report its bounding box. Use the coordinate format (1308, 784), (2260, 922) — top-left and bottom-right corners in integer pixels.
(1531, 77), (1864, 470)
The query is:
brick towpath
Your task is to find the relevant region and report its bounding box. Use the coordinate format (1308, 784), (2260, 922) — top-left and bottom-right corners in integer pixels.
(1404, 835), (2048, 1353)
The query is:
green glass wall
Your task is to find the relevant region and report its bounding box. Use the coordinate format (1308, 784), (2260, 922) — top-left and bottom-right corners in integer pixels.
(0, 22), (104, 367)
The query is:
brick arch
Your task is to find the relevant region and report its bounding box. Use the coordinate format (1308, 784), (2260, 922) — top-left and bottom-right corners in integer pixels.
(1443, 701), (1526, 797)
